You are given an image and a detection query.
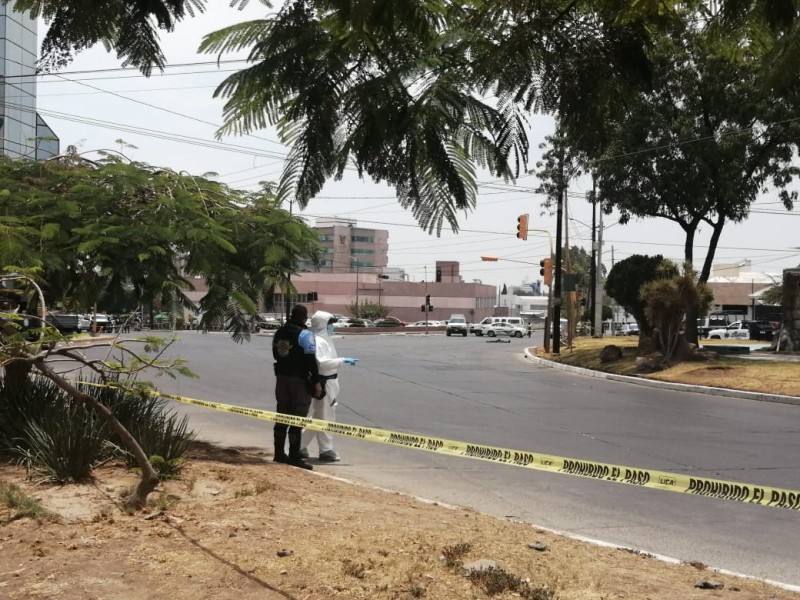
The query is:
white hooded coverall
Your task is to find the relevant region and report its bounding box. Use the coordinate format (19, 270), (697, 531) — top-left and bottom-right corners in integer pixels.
(301, 311), (345, 455)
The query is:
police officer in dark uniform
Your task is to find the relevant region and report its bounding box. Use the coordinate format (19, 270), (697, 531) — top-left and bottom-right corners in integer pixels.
(272, 304), (321, 470)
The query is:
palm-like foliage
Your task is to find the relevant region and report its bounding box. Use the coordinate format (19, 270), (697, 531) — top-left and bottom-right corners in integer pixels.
(199, 1), (684, 234)
(710, 0), (800, 91)
(201, 1), (533, 235)
(10, 0), (207, 74)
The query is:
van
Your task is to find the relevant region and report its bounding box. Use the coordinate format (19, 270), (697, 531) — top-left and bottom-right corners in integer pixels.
(470, 316), (524, 336)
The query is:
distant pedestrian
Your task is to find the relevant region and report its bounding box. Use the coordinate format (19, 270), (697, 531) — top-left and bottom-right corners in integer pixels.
(271, 304), (320, 470)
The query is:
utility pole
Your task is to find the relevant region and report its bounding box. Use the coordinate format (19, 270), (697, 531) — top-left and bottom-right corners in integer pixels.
(424, 266), (429, 335)
(594, 180), (604, 337)
(552, 153), (565, 354)
(564, 189), (573, 345)
(285, 197), (294, 321)
(589, 176), (597, 336)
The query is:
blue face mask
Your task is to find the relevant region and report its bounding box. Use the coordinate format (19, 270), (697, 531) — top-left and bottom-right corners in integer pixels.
(326, 324), (335, 336)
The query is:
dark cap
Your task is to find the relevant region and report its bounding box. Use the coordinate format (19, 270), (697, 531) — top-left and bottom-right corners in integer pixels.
(290, 304), (308, 323)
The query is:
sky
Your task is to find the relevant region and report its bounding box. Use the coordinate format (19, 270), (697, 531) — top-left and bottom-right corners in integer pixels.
(29, 2), (800, 292)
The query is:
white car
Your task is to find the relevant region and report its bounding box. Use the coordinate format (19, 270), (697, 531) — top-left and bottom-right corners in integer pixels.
(407, 320), (443, 328)
(484, 322), (527, 338)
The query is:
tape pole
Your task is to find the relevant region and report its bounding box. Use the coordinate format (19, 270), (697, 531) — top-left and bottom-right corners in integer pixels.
(77, 381), (800, 512)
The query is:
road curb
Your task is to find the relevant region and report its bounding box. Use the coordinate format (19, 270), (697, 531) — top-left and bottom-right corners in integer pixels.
(523, 347), (800, 406)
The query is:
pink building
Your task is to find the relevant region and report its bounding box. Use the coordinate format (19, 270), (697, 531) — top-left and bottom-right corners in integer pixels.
(279, 270), (497, 323)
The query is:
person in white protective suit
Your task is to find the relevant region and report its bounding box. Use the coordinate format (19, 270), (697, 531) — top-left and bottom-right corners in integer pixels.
(299, 310), (358, 462)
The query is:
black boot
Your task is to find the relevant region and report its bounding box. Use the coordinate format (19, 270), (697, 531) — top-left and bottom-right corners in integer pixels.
(288, 428), (313, 470)
(273, 427), (289, 464)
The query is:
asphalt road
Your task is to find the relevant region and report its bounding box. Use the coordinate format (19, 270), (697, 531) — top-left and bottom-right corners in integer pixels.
(72, 330), (800, 588)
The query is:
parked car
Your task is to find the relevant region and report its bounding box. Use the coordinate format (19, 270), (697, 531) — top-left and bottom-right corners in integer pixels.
(445, 314), (468, 337)
(614, 323), (639, 336)
(375, 317), (406, 327)
(470, 316), (525, 336)
(350, 319), (375, 328)
(87, 313), (114, 332)
(750, 320), (779, 341)
(407, 320), (443, 328)
(484, 322), (527, 338)
(256, 315), (281, 330)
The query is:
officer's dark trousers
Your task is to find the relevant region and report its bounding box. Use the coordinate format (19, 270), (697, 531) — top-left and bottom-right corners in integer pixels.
(274, 375), (313, 460)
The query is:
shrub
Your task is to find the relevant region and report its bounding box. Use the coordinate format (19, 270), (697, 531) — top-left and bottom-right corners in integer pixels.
(1, 375), (195, 481)
(16, 396), (110, 482)
(0, 376), (65, 453)
(85, 379), (195, 477)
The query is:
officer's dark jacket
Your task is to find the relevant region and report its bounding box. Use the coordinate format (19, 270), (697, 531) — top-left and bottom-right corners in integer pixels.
(272, 321), (320, 382)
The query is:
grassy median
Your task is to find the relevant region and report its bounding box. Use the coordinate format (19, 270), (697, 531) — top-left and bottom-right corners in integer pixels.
(538, 337), (800, 398)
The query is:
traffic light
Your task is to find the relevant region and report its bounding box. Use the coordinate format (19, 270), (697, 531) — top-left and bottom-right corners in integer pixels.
(516, 214), (529, 240)
(539, 258), (553, 287)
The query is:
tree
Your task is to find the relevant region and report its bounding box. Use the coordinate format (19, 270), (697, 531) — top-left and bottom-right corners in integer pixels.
(198, 1), (664, 234)
(0, 153), (320, 344)
(605, 255), (677, 340)
(641, 263), (713, 363)
(512, 287), (534, 296)
(10, 0), (208, 75)
(760, 284), (784, 306)
(585, 17), (800, 343)
(347, 301), (390, 320)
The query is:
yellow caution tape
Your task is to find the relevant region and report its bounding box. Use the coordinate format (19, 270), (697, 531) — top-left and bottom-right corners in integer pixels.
(150, 390), (800, 512)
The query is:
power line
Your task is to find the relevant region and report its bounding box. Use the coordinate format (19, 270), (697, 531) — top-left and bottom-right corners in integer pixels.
(52, 73), (290, 153)
(2, 100), (290, 160)
(2, 59), (251, 80)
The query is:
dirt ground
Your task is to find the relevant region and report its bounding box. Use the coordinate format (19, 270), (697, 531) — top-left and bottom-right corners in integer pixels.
(1, 442), (797, 600)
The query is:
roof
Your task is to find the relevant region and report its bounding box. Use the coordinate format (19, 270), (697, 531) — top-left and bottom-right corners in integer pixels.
(706, 282), (771, 306)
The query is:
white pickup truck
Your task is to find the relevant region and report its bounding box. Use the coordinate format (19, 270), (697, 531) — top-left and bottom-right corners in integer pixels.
(706, 320), (751, 340)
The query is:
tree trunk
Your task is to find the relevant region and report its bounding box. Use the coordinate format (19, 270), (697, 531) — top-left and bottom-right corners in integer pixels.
(682, 223), (700, 345)
(782, 269), (800, 352)
(33, 360), (159, 509)
(2, 359), (32, 390)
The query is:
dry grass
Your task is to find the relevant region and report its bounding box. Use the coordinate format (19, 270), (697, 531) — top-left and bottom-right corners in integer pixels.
(540, 337), (800, 397)
(1, 444), (798, 600)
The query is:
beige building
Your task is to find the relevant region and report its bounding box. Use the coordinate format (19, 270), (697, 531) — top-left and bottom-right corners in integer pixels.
(309, 218), (389, 274)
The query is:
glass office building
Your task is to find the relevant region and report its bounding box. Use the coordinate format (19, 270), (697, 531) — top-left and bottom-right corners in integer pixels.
(0, 7), (58, 159)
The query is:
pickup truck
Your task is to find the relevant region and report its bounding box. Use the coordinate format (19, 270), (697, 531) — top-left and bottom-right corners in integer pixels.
(697, 312), (740, 338)
(46, 313), (89, 334)
(707, 320), (751, 340)
(707, 320), (777, 341)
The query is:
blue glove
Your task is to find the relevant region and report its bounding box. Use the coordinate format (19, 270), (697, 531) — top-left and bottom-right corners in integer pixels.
(344, 358), (359, 366)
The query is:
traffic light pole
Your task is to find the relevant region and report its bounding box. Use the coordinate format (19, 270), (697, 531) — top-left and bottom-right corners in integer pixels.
(484, 222), (553, 352)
